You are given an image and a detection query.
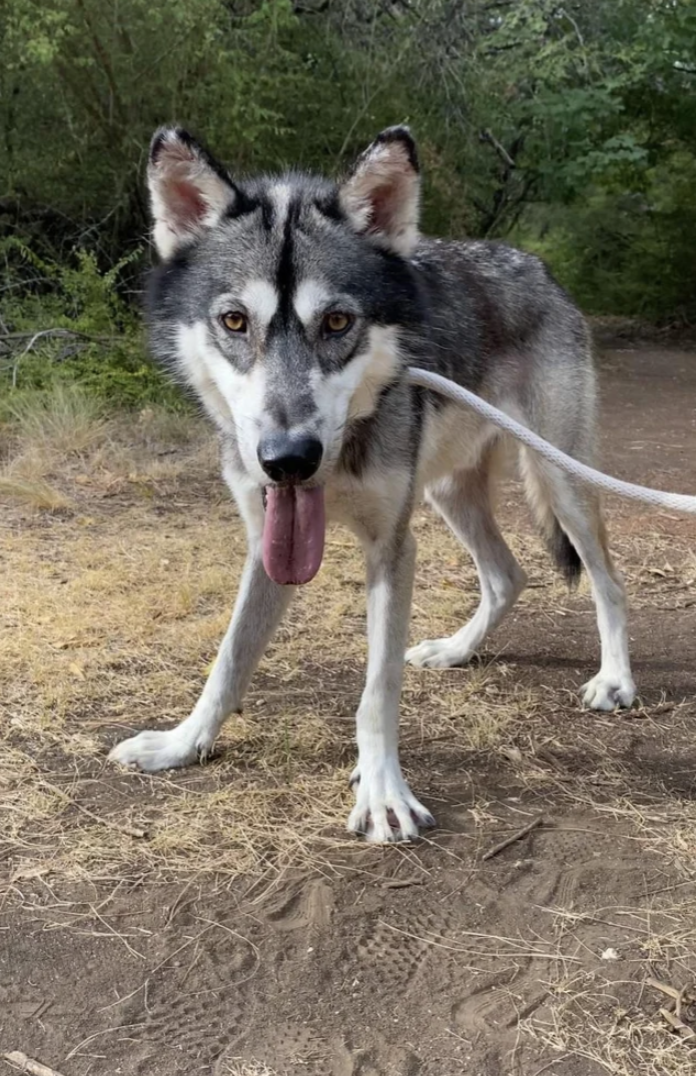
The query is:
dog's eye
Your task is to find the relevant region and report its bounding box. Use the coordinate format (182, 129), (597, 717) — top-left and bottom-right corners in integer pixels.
(221, 311), (247, 333)
(323, 311), (353, 336)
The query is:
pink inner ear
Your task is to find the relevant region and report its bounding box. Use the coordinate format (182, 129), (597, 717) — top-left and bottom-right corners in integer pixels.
(365, 182), (399, 235)
(168, 179), (208, 230)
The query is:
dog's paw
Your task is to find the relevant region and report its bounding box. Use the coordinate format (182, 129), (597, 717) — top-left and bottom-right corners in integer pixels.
(348, 760), (435, 843)
(405, 637), (473, 669)
(109, 726), (213, 772)
(582, 672), (636, 711)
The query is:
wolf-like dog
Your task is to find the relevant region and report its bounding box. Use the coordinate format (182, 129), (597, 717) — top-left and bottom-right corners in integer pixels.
(109, 125), (636, 842)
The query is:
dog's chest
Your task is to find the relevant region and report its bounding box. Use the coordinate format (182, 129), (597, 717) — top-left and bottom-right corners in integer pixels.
(324, 467), (412, 544)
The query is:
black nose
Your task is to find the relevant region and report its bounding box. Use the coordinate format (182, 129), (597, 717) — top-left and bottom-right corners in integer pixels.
(258, 434), (323, 483)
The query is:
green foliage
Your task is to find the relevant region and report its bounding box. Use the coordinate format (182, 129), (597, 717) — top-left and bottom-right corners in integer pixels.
(0, 243), (184, 409)
(1, 0), (696, 397)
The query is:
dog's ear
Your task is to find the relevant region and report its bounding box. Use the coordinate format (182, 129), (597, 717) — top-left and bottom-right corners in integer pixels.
(339, 126), (420, 256)
(147, 127), (237, 258)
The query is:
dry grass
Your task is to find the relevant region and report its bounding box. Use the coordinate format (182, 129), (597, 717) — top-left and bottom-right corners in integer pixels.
(0, 469), (72, 509)
(219, 1064), (278, 1076)
(0, 393), (563, 883)
(3, 393), (696, 1073)
(517, 889), (696, 1074)
(2, 397), (696, 884)
(3, 383), (108, 456)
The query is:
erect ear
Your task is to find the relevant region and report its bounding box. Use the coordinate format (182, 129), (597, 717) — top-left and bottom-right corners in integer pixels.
(339, 126), (420, 256)
(147, 127), (237, 259)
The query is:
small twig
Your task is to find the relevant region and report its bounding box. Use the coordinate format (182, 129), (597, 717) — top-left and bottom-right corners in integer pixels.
(659, 1007), (696, 1042)
(3, 1052), (68, 1076)
(647, 976), (685, 1004)
(647, 976), (695, 1019)
(1, 329), (113, 342)
(382, 877), (425, 889)
(481, 815), (544, 861)
(4, 328), (117, 386)
(37, 778), (147, 839)
(479, 128), (516, 169)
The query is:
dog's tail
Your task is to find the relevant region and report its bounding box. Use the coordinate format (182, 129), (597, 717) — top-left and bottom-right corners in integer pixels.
(520, 452), (583, 588)
(544, 518), (583, 588)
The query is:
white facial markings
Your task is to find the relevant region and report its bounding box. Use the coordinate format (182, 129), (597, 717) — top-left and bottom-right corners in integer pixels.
(176, 317), (400, 485)
(239, 279), (279, 331)
(176, 321), (268, 480)
(269, 183), (292, 232)
(347, 326), (401, 421)
(293, 279), (330, 327)
(310, 325), (401, 463)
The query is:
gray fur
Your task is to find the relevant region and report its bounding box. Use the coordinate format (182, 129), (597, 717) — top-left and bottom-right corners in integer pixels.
(110, 126), (636, 842)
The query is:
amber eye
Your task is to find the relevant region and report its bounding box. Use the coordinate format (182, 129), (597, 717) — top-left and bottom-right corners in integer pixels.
(323, 311), (353, 336)
(221, 311), (247, 333)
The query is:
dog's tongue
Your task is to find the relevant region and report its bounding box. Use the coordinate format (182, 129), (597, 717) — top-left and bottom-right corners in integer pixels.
(262, 487), (325, 585)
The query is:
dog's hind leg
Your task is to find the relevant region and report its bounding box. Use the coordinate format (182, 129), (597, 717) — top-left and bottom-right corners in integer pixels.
(521, 450), (635, 710)
(348, 526), (435, 842)
(109, 483), (293, 771)
(406, 450), (527, 669)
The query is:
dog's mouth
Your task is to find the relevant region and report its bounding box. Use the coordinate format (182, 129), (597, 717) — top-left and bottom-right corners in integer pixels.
(262, 484), (325, 586)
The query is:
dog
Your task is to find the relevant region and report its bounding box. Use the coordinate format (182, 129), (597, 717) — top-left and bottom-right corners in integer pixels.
(109, 125), (636, 842)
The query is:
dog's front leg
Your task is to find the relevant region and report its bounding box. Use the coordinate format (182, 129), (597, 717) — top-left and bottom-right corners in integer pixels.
(109, 541), (293, 772)
(348, 529), (435, 842)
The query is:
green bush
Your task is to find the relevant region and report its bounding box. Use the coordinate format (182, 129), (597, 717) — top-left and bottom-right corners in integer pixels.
(0, 243), (185, 410)
(1, 0), (695, 366)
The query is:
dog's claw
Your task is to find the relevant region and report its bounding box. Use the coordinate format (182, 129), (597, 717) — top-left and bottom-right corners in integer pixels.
(348, 760), (434, 843)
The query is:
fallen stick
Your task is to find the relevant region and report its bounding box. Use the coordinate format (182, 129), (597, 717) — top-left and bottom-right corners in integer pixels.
(3, 1052), (68, 1076)
(481, 815), (544, 861)
(659, 1007), (696, 1042)
(646, 976), (695, 1019)
(647, 976), (685, 1003)
(383, 877), (425, 889)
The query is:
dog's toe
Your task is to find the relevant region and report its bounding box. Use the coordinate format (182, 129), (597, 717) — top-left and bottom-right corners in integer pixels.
(347, 760), (434, 843)
(406, 638), (472, 669)
(109, 728), (209, 772)
(582, 673), (636, 711)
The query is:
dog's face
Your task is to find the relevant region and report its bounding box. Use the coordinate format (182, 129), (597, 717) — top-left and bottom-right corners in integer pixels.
(146, 127), (421, 489)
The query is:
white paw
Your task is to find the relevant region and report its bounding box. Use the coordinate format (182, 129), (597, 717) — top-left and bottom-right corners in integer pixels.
(347, 758), (435, 843)
(582, 672), (636, 711)
(108, 726), (214, 772)
(406, 637), (474, 669)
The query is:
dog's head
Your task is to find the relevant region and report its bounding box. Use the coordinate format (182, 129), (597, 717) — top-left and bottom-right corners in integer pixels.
(146, 126), (422, 488)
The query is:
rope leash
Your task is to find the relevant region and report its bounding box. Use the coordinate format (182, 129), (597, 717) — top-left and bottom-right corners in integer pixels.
(408, 367), (696, 515)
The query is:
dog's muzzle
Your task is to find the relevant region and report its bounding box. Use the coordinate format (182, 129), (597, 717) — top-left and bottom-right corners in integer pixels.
(257, 433), (323, 484)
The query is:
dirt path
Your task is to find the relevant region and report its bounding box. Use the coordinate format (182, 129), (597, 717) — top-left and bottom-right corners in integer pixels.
(2, 344), (696, 1076)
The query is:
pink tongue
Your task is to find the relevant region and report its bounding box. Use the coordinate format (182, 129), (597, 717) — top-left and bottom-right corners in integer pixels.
(262, 486), (325, 585)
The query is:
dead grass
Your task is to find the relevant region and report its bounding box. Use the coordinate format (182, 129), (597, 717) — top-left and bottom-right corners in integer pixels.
(2, 403), (696, 886)
(524, 996), (694, 1075)
(521, 913), (696, 1076)
(0, 470), (72, 510)
(3, 398), (696, 1072)
(3, 383), (108, 456)
(219, 1064), (278, 1076)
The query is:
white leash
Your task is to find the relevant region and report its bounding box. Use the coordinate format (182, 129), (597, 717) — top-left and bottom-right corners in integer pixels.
(408, 367), (696, 515)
